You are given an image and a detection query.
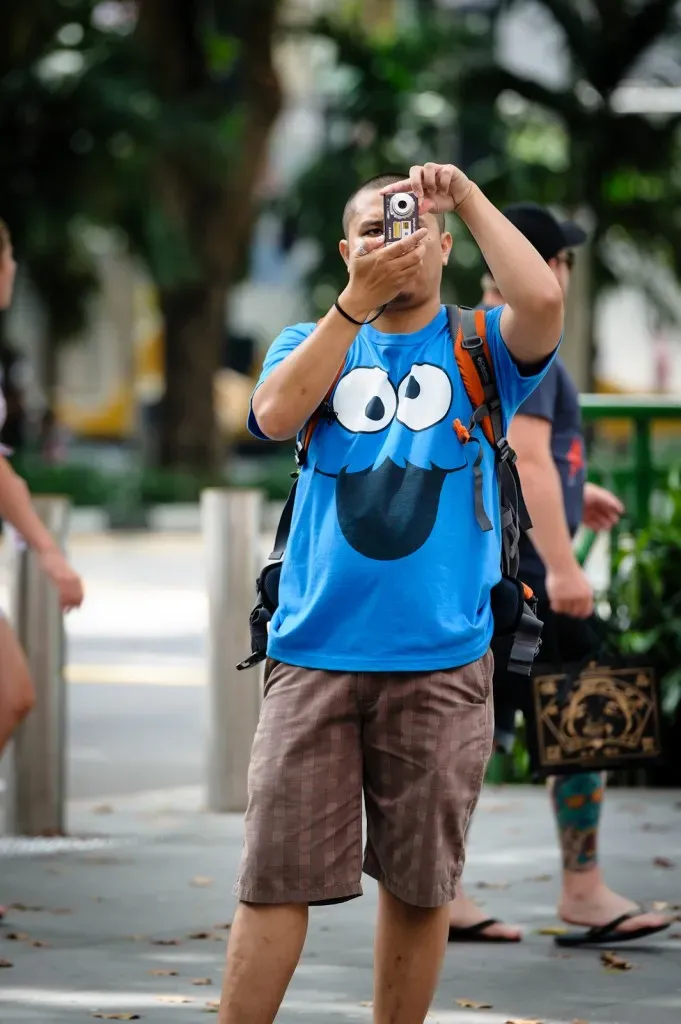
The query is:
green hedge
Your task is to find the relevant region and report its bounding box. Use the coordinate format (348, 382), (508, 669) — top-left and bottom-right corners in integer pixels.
(11, 455), (296, 508)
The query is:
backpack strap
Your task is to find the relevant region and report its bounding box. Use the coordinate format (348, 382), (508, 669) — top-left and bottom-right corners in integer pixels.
(451, 306), (506, 455)
(447, 305), (532, 537)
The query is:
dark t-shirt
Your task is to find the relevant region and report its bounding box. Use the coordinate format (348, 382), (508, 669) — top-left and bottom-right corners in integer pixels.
(516, 356), (586, 580)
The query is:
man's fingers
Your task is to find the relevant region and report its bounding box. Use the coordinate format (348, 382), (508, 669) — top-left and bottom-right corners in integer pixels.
(409, 165), (425, 198)
(437, 164), (454, 194)
(379, 178), (412, 196)
(383, 226), (428, 259)
(423, 162), (438, 194)
(355, 235), (384, 257)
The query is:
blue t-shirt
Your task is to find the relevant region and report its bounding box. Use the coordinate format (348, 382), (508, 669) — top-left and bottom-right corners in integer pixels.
(250, 305), (552, 672)
(517, 357), (586, 580)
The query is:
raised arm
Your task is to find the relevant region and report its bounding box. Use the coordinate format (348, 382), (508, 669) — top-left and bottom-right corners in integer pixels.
(382, 164), (564, 363)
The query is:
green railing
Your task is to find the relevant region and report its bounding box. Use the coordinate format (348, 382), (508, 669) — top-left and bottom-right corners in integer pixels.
(576, 394), (681, 567)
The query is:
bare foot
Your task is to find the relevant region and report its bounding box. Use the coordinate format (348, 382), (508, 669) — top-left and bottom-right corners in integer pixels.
(448, 890), (522, 941)
(559, 880), (670, 935)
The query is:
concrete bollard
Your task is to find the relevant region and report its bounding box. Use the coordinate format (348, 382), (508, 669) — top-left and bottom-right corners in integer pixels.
(202, 488), (264, 813)
(5, 497), (70, 836)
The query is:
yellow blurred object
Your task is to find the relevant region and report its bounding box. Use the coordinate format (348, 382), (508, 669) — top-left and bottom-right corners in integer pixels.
(214, 368), (255, 440)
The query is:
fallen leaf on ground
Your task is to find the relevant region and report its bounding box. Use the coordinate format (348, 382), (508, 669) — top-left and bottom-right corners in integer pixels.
(0, 959), (13, 968)
(188, 931), (213, 940)
(151, 939), (181, 946)
(535, 926), (568, 936)
(476, 881), (510, 890)
(653, 856), (676, 869)
(203, 1010), (218, 1016)
(91, 1015), (141, 1021)
(156, 995), (193, 1004)
(190, 875), (213, 888)
(359, 1001), (373, 1007)
(192, 978), (212, 986)
(8, 903), (44, 912)
(31, 940), (51, 948)
(92, 804), (115, 814)
(5, 932), (30, 941)
(149, 969), (178, 977)
(525, 874), (552, 883)
(456, 999), (493, 1009)
(601, 950), (633, 971)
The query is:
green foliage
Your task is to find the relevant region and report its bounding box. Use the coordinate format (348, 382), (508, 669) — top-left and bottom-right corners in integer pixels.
(609, 474), (681, 718)
(283, 1), (681, 322)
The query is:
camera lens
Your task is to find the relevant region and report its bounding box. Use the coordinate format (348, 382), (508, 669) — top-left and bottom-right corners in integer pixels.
(389, 193), (415, 218)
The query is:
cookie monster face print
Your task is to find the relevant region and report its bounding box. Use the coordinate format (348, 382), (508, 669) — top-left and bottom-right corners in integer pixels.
(248, 305), (554, 672)
(318, 361), (461, 560)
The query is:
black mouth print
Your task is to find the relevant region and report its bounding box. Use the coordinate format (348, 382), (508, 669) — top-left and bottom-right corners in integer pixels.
(335, 458), (452, 561)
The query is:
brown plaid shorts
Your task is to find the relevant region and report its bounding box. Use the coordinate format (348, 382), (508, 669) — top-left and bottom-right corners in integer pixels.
(234, 651), (494, 909)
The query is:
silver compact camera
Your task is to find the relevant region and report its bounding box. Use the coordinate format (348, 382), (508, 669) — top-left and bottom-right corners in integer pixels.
(384, 191), (418, 245)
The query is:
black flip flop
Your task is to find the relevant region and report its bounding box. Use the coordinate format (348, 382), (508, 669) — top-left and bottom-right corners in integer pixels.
(448, 918), (522, 943)
(554, 911), (671, 948)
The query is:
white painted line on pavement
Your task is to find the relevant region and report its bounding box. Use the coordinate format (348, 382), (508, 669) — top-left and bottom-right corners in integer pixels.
(66, 662), (205, 686)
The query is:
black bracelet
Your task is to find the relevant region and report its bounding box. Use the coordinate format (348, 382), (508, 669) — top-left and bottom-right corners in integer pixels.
(334, 300), (385, 326)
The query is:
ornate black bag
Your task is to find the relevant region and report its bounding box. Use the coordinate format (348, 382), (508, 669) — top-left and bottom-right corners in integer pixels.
(525, 649), (663, 779)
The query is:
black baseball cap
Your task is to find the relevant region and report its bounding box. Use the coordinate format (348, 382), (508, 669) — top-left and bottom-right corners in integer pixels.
(501, 202), (587, 262)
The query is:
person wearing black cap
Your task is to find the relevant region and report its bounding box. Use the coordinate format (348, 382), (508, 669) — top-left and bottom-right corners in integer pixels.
(447, 202), (671, 948)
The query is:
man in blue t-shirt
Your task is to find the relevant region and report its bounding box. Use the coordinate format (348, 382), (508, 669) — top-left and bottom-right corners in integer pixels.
(446, 203), (670, 948)
(218, 165), (564, 1024)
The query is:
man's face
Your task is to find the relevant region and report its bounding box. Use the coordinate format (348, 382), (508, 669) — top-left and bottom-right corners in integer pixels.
(340, 187), (452, 310)
(548, 248), (574, 298)
(0, 242), (17, 310)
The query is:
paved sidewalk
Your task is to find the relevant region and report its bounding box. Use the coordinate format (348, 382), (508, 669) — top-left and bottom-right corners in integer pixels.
(1, 786), (681, 1023)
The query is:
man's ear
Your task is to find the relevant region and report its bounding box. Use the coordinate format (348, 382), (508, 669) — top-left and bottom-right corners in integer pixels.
(339, 238), (350, 269)
(441, 231), (453, 266)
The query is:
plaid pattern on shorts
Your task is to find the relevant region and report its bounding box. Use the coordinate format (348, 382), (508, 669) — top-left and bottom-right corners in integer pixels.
(234, 652), (494, 909)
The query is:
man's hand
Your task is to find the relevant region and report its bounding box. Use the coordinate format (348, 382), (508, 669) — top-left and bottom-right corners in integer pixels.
(341, 227), (428, 316)
(380, 163), (473, 214)
(546, 561), (594, 619)
(582, 482), (624, 532)
(39, 548), (85, 612)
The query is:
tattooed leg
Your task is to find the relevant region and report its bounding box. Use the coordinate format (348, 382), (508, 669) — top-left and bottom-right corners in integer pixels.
(550, 772), (604, 872)
(550, 772), (670, 933)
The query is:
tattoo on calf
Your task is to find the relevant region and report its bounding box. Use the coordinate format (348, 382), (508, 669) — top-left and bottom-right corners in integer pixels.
(551, 772), (605, 873)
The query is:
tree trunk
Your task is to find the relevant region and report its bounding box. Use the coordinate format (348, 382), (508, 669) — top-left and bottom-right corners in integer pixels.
(136, 0), (282, 472)
(158, 284), (225, 471)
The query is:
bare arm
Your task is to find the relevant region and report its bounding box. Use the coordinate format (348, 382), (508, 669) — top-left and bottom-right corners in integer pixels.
(0, 457), (84, 610)
(0, 456), (59, 553)
(457, 186), (564, 363)
(253, 228), (429, 441)
(509, 414), (593, 617)
(253, 303), (367, 441)
(382, 166), (564, 363)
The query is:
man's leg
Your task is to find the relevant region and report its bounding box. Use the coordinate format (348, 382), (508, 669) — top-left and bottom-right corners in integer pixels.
(218, 903), (308, 1024)
(363, 653), (495, 1022)
(374, 887), (449, 1024)
(218, 662), (363, 1023)
(552, 772), (668, 933)
(446, 671), (522, 942)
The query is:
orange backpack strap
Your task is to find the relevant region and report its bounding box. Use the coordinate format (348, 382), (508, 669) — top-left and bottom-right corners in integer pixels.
(294, 360), (345, 469)
(449, 306), (505, 452)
